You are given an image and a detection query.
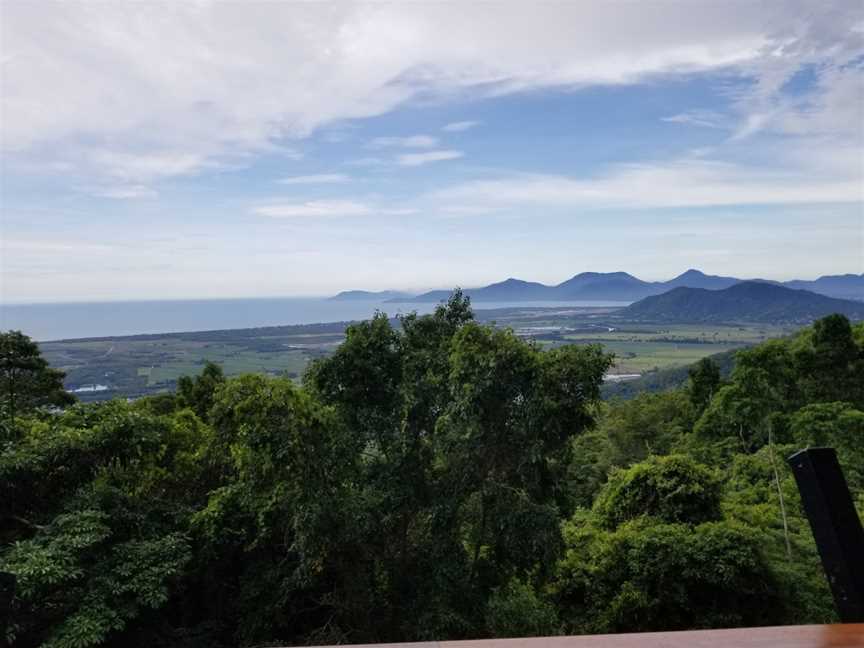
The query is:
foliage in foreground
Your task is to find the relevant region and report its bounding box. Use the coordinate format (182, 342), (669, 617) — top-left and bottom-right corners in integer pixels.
(1, 307), (862, 647)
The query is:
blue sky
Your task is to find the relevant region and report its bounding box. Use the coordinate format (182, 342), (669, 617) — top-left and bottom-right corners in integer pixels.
(1, 2), (862, 302)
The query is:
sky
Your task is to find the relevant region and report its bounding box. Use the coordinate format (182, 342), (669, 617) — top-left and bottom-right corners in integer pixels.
(1, 1), (863, 303)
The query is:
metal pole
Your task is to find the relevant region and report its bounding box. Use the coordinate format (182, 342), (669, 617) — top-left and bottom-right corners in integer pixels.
(0, 572), (14, 648)
(787, 447), (864, 622)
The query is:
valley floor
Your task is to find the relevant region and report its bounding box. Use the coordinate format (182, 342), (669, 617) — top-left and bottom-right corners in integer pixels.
(38, 305), (793, 401)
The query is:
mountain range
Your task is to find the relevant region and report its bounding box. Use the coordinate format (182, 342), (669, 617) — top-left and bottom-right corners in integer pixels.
(619, 282), (864, 324)
(329, 290), (414, 301)
(330, 270), (863, 303)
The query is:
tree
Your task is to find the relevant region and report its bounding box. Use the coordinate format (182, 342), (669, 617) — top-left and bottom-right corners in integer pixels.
(554, 454), (787, 633)
(302, 296), (612, 640)
(0, 401), (202, 647)
(0, 331), (74, 428)
(793, 314), (864, 407)
(694, 340), (800, 451)
(592, 454), (722, 529)
(485, 577), (559, 637)
(554, 516), (784, 634)
(564, 391), (695, 512)
(688, 357), (721, 413)
(601, 392), (694, 465)
(176, 361), (225, 420)
(201, 373), (363, 645)
(722, 444), (837, 623)
(4, 311), (859, 646)
(437, 325), (611, 591)
(789, 402), (864, 490)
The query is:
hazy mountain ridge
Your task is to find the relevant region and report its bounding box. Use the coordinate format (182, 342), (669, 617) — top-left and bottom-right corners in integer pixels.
(619, 282), (864, 324)
(782, 274), (864, 301)
(329, 290), (415, 301)
(332, 270), (863, 303)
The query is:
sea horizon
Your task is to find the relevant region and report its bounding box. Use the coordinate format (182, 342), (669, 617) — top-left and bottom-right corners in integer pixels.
(0, 296), (629, 342)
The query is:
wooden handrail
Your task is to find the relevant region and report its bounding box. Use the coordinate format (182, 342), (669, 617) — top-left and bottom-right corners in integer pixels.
(297, 624), (864, 648)
(788, 448), (864, 622)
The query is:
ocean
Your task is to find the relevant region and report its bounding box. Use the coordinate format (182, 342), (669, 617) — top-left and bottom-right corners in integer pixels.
(0, 297), (628, 341)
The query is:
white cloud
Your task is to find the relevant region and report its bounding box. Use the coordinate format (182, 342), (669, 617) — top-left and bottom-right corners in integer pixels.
(86, 150), (213, 182)
(397, 150), (463, 167)
(87, 184), (158, 199)
(346, 157), (386, 167)
(2, 238), (117, 255)
(253, 200), (373, 218)
(430, 150), (863, 209)
(368, 135), (438, 149)
(769, 65), (864, 138)
(278, 173), (351, 185)
(442, 121), (481, 132)
(439, 205), (502, 216)
(661, 110), (727, 129)
(380, 208), (419, 216)
(3, 2), (861, 186)
(252, 200), (416, 218)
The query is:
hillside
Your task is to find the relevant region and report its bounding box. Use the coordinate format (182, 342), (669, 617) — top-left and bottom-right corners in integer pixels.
(549, 271), (656, 300)
(396, 271), (663, 302)
(783, 273), (864, 301)
(464, 277), (552, 300)
(620, 282), (864, 324)
(662, 268), (739, 291)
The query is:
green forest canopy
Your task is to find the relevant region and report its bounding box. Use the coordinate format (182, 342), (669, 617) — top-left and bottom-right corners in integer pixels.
(2, 294), (863, 647)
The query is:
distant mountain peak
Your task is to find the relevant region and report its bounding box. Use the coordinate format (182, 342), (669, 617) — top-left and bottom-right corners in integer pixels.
(730, 280), (788, 292)
(567, 271), (637, 279)
(485, 277), (545, 288)
(330, 289), (414, 301)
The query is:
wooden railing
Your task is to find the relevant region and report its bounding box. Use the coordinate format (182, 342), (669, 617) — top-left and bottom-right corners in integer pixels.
(789, 448), (864, 621)
(298, 624), (864, 648)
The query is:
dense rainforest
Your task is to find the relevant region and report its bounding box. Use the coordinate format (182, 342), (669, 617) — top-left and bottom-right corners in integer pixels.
(2, 294), (863, 648)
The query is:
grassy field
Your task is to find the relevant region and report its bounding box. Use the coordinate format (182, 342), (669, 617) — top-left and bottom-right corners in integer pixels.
(39, 309), (795, 402)
(40, 327), (335, 400)
(138, 349), (309, 386)
(562, 323), (786, 344)
(555, 323), (789, 374)
(596, 341), (745, 373)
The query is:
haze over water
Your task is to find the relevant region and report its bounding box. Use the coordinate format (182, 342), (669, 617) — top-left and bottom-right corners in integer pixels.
(0, 298), (627, 341)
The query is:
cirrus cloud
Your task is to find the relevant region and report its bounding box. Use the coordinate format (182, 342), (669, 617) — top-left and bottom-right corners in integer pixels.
(278, 173), (351, 185)
(442, 121), (481, 132)
(252, 200), (416, 218)
(430, 147), (863, 210)
(367, 135), (439, 149)
(397, 150), (464, 167)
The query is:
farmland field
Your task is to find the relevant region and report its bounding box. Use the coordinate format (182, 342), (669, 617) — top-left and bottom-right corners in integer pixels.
(38, 307), (794, 401)
(555, 323), (789, 374)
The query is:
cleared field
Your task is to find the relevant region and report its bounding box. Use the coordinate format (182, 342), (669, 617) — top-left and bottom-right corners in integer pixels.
(40, 329), (330, 399)
(551, 322), (792, 375)
(598, 341), (745, 373)
(145, 350), (309, 386)
(562, 323), (788, 344)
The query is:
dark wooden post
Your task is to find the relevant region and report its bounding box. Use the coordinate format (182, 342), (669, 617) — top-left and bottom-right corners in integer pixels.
(0, 572), (14, 647)
(787, 447), (864, 622)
